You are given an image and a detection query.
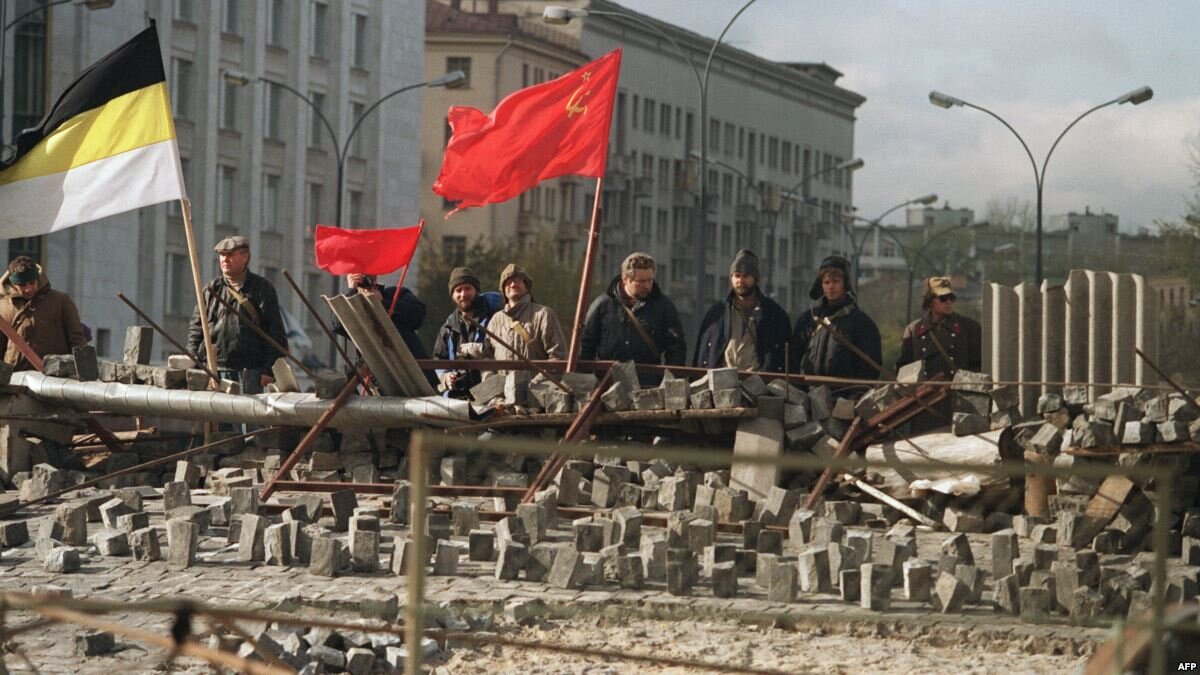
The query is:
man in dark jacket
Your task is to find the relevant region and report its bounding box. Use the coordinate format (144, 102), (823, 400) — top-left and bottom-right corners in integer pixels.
(896, 276), (982, 380)
(432, 266), (501, 398)
(188, 236), (287, 389)
(693, 250), (791, 372)
(792, 255), (882, 392)
(332, 272), (430, 360)
(580, 252), (686, 379)
(0, 257), (87, 370)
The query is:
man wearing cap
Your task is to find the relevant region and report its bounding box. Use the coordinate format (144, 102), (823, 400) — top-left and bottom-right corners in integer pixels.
(896, 276), (981, 380)
(580, 252), (686, 379)
(0, 256), (87, 370)
(792, 255), (882, 390)
(488, 263), (567, 363)
(432, 267), (502, 397)
(332, 272), (430, 360)
(693, 250), (791, 372)
(188, 236), (287, 389)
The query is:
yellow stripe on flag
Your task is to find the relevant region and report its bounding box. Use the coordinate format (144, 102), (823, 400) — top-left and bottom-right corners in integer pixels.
(0, 82), (176, 186)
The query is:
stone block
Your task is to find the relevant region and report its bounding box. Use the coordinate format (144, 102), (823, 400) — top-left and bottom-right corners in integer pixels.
(264, 523), (292, 566)
(72, 345), (99, 381)
(237, 514), (266, 562)
(432, 540), (459, 576)
(993, 574), (1021, 614)
(943, 506), (985, 533)
(311, 537), (342, 577)
(54, 503), (87, 546)
(166, 518), (197, 568)
(123, 326), (154, 365)
(766, 560), (797, 602)
(631, 387), (665, 411)
(600, 381), (633, 412)
(713, 387), (743, 409)
(933, 572), (969, 613)
(860, 563), (892, 610)
(991, 529), (1018, 579)
(687, 519), (715, 555)
(955, 564), (985, 603)
(640, 533), (667, 581)
(903, 559), (933, 602)
(952, 412), (989, 436)
(75, 631), (115, 657)
(756, 529), (783, 555)
(712, 561), (737, 597)
(798, 545), (833, 593)
(547, 546), (584, 588)
(1019, 586), (1050, 622)
(42, 354), (76, 378)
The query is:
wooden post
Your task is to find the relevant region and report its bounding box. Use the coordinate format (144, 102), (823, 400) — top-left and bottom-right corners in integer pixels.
(405, 432), (429, 675)
(566, 176), (604, 373)
(181, 198), (219, 387)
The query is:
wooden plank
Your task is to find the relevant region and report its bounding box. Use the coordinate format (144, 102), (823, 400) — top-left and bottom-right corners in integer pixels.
(1084, 474), (1135, 521)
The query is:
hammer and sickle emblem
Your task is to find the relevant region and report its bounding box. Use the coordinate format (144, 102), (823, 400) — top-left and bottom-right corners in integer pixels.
(565, 71), (593, 118)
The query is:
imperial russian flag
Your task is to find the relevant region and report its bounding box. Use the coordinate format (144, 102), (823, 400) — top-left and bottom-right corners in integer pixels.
(433, 49), (622, 212)
(0, 24), (186, 238)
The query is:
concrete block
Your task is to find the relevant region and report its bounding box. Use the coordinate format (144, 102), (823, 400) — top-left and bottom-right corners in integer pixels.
(548, 546), (584, 588)
(903, 559), (933, 602)
(166, 519), (197, 568)
(311, 537), (342, 577)
(1019, 586), (1050, 622)
(993, 574), (1021, 614)
(123, 326), (154, 365)
(798, 545), (833, 593)
(933, 572), (969, 613)
(237, 514), (266, 562)
(55, 503), (88, 546)
(712, 561), (737, 597)
(860, 563), (892, 610)
(767, 560), (797, 602)
(991, 529), (1018, 579)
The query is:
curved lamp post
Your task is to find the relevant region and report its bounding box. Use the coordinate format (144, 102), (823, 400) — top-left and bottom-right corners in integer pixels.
(928, 86), (1153, 285)
(544, 1), (761, 333)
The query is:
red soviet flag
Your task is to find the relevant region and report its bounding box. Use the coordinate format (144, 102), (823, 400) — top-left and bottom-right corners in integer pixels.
(433, 49), (622, 213)
(314, 222), (423, 276)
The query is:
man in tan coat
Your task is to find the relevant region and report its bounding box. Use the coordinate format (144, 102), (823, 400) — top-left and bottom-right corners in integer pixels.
(488, 263), (567, 363)
(0, 256), (87, 370)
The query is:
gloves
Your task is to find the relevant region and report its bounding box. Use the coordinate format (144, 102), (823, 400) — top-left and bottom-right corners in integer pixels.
(438, 371), (458, 392)
(458, 342), (485, 359)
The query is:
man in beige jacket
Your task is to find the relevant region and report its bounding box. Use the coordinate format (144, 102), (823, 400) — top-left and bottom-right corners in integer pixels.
(488, 263), (567, 362)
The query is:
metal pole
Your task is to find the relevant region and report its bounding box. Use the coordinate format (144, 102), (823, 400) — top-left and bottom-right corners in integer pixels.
(117, 293), (220, 385)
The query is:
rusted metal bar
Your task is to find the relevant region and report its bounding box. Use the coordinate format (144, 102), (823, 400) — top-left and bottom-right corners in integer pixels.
(803, 416), (863, 510)
(117, 293), (220, 384)
(432, 406), (757, 434)
(266, 480), (525, 497)
(211, 292), (319, 381)
(0, 429), (272, 517)
(521, 369), (613, 503)
(260, 374), (360, 501)
(1135, 346), (1196, 399)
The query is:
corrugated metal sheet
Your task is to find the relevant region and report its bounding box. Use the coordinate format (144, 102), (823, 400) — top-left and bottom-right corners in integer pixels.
(326, 293), (435, 397)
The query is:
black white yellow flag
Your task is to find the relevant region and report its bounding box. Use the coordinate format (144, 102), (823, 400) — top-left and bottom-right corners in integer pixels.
(0, 24), (185, 238)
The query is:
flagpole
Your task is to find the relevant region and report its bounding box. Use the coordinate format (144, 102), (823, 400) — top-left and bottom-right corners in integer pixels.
(566, 176), (604, 373)
(181, 198), (219, 387)
(387, 220), (425, 317)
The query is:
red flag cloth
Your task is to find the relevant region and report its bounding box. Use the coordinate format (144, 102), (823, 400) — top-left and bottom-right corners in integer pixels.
(314, 222), (423, 276)
(433, 49), (622, 212)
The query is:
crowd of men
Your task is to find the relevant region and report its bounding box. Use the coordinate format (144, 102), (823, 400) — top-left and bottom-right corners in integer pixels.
(0, 238), (982, 400)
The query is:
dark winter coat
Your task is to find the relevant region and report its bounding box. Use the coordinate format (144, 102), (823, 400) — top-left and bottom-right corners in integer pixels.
(0, 266), (87, 370)
(896, 311), (982, 380)
(579, 276), (687, 367)
(792, 296), (882, 383)
(432, 291), (502, 395)
(188, 272), (287, 373)
(692, 290), (791, 372)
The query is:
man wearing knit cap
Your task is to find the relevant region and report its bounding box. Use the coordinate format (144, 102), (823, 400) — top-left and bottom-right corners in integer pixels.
(792, 255), (881, 391)
(0, 256), (87, 370)
(488, 263), (567, 363)
(896, 276), (981, 380)
(580, 252), (686, 382)
(693, 249), (791, 372)
(432, 266), (502, 397)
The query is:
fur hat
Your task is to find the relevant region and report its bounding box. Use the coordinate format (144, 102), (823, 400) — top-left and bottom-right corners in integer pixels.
(808, 255), (853, 300)
(729, 249), (761, 280)
(447, 267), (481, 295)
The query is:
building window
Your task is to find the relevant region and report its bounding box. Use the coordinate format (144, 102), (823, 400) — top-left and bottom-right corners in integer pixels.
(174, 0), (195, 22)
(217, 166), (236, 225)
(675, 108), (682, 141)
(349, 102), (366, 157)
(656, 209), (668, 244)
(220, 81), (238, 130)
(442, 236), (467, 266)
(639, 206), (652, 235)
(308, 91), (326, 148)
(708, 118), (720, 151)
(631, 95), (639, 130)
(643, 99), (655, 133)
(262, 173), (281, 231)
(833, 156), (844, 187)
(352, 13), (368, 68)
(724, 123), (735, 157)
(446, 56), (471, 85)
(311, 1), (329, 58)
(264, 82), (283, 139)
(222, 0), (240, 34)
(659, 103), (671, 137)
(534, 67), (544, 84)
(823, 153), (833, 184)
(267, 0), (286, 46)
(348, 190), (363, 227)
(168, 158), (191, 217)
(171, 58), (193, 119)
(782, 141), (792, 172)
(722, 173), (733, 206)
(521, 63), (529, 88)
(7, 236), (43, 266)
(306, 183), (323, 227)
(11, 7), (46, 134)
(768, 137), (779, 170)
(166, 253), (192, 316)
(738, 128), (745, 160)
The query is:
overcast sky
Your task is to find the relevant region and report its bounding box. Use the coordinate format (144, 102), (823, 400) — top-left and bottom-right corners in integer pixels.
(618, 0), (1200, 232)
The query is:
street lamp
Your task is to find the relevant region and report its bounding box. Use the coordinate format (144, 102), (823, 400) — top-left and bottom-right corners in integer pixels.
(873, 219), (984, 323)
(224, 68), (466, 364)
(0, 0), (114, 160)
(543, 1), (761, 335)
(928, 85), (1153, 285)
(846, 194), (937, 291)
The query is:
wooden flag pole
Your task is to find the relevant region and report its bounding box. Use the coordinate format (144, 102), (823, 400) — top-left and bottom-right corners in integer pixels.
(181, 198), (219, 387)
(566, 176), (604, 373)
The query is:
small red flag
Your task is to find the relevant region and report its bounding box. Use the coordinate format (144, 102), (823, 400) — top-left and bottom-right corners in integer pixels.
(314, 222), (423, 276)
(433, 49), (622, 213)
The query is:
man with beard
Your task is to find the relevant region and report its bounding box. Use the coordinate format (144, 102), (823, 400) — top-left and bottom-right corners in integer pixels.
(580, 252), (686, 381)
(792, 255), (881, 393)
(488, 263), (567, 364)
(693, 250), (791, 372)
(432, 267), (502, 397)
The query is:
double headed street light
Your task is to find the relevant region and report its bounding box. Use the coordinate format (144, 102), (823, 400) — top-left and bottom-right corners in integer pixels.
(928, 85), (1153, 285)
(544, 1), (761, 334)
